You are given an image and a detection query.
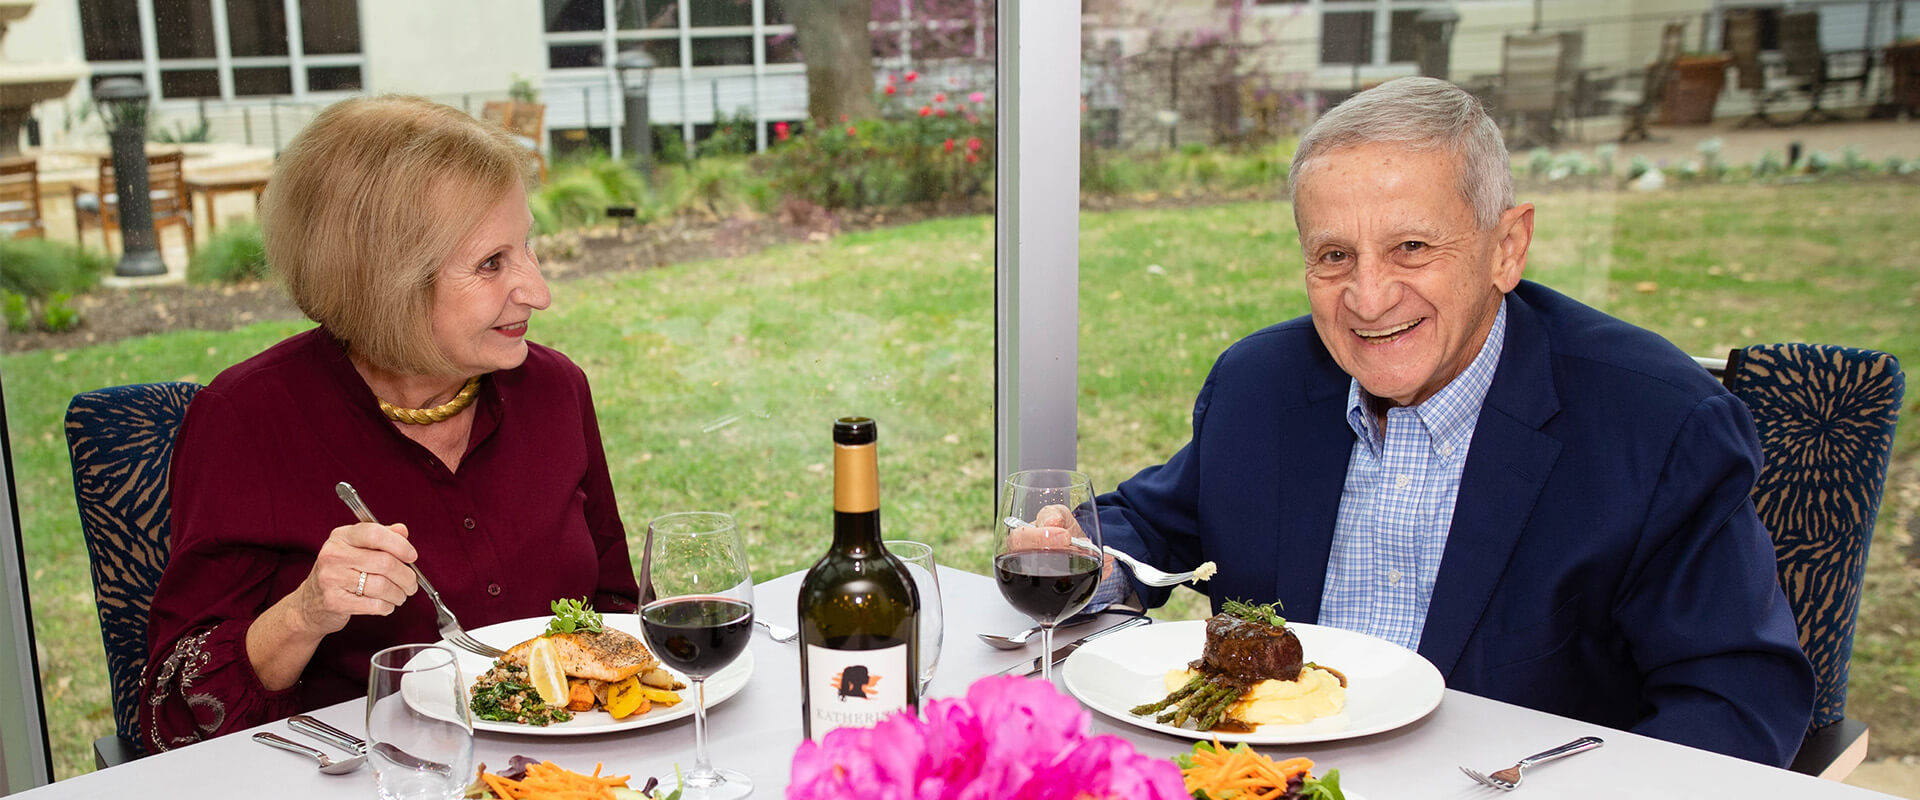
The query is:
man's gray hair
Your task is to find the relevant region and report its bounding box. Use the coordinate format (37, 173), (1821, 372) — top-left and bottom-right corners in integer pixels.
(1289, 77), (1512, 230)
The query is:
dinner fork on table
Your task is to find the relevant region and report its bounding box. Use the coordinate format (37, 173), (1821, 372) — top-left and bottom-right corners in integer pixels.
(1460, 736), (1603, 791)
(334, 481), (507, 659)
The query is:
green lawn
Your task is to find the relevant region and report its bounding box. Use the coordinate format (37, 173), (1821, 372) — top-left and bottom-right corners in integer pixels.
(5, 180), (1917, 779)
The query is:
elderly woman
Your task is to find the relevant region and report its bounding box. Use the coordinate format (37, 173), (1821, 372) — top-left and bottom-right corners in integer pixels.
(138, 96), (639, 752)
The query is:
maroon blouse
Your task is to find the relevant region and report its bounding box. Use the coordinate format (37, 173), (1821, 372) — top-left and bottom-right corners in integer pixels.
(139, 328), (640, 753)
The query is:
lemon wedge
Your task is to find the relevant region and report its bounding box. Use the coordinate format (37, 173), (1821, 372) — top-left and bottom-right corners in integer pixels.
(527, 637), (568, 707)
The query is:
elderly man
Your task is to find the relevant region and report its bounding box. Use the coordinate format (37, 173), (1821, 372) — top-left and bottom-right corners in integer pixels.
(1089, 77), (1814, 766)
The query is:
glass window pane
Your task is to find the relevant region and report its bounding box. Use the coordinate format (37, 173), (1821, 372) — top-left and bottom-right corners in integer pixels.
(233, 66), (292, 95)
(615, 0), (678, 30)
(301, 0), (362, 55)
(306, 65), (363, 91)
(616, 37), (681, 68)
(1320, 11), (1373, 65)
(763, 1), (788, 25)
(227, 0), (290, 57)
(546, 0), (604, 32)
(78, 0), (143, 61)
(154, 0), (216, 59)
(549, 43), (606, 68)
(689, 0), (750, 28)
(764, 33), (801, 64)
(690, 36), (752, 67)
(1388, 9), (1421, 63)
(159, 68), (220, 98)
(915, 22), (979, 61)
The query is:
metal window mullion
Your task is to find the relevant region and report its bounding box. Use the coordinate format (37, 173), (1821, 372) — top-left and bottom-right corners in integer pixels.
(995, 0), (1080, 479)
(0, 382), (52, 792)
(137, 0), (163, 102)
(678, 0), (694, 155)
(285, 0), (309, 98)
(1371, 0), (1391, 66)
(210, 0), (235, 99)
(604, 0), (621, 158)
(751, 0), (767, 152)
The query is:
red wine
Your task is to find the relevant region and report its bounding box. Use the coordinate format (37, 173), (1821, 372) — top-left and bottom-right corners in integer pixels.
(994, 550), (1101, 624)
(640, 596), (754, 680)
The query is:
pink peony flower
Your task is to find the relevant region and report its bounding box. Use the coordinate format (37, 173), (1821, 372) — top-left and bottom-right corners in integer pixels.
(969, 91), (986, 105)
(905, 71), (919, 82)
(788, 676), (1182, 800)
(935, 92), (948, 104)
(885, 84), (897, 96)
(966, 137), (982, 152)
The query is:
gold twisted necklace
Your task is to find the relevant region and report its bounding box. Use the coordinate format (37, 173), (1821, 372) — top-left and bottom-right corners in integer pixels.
(379, 376), (481, 425)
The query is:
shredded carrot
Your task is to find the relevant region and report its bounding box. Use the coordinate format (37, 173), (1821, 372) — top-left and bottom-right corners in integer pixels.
(1180, 736), (1316, 800)
(477, 760), (635, 799)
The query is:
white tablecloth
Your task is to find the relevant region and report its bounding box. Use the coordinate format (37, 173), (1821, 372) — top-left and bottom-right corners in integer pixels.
(16, 568), (1894, 798)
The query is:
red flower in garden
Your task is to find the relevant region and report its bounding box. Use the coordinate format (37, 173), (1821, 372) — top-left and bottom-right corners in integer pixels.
(935, 108), (947, 117)
(966, 152), (980, 164)
(944, 138), (954, 152)
(775, 121), (791, 141)
(967, 114), (980, 124)
(846, 125), (858, 136)
(919, 106), (933, 117)
(885, 84), (897, 96)
(905, 71), (919, 82)
(966, 137), (982, 151)
(840, 114), (850, 123)
(934, 93), (947, 103)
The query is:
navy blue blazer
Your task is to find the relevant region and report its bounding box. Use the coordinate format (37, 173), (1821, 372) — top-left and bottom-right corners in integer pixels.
(1099, 280), (1814, 766)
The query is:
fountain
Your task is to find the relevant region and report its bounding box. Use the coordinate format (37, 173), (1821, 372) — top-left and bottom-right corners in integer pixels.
(0, 0), (84, 157)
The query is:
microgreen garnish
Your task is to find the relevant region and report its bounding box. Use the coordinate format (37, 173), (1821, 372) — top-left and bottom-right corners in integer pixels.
(543, 597), (603, 636)
(1221, 598), (1286, 628)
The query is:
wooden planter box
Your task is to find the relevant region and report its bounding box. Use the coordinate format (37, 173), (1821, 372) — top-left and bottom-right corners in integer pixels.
(1662, 54), (1730, 125)
(1887, 41), (1920, 115)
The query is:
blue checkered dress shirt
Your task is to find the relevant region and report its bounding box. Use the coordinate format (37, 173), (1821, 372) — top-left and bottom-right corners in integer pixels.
(1316, 299), (1508, 651)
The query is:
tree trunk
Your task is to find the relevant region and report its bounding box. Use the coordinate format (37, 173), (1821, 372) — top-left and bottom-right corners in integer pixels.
(782, 0), (880, 126)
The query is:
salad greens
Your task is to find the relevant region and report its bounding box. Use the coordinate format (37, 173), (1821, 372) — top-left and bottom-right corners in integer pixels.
(543, 597), (604, 636)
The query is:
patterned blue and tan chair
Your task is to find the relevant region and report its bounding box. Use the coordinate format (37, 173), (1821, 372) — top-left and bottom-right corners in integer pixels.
(1706, 344), (1904, 780)
(64, 382), (203, 769)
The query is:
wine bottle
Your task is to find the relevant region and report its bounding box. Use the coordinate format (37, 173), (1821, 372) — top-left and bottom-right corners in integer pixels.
(797, 417), (921, 740)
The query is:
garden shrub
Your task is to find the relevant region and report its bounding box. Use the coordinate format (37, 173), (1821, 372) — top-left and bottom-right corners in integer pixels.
(41, 292), (79, 332)
(0, 237), (108, 299)
(762, 73), (993, 210)
(186, 221), (269, 284)
(2, 291), (27, 332)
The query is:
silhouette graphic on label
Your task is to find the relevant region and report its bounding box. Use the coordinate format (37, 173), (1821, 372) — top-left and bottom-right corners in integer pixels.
(831, 667), (881, 701)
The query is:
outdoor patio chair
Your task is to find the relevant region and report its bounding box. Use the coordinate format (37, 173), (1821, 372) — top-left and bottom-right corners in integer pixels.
(70, 150), (196, 256)
(64, 381), (205, 769)
(1780, 10), (1871, 124)
(1616, 21), (1687, 143)
(1700, 343), (1904, 781)
(1727, 9), (1788, 128)
(0, 156), (47, 239)
(481, 100), (548, 181)
(1497, 32), (1566, 148)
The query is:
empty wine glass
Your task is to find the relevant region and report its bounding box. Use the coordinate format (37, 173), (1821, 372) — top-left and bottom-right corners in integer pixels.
(366, 644), (472, 800)
(639, 512), (756, 800)
(995, 469), (1104, 683)
(883, 539), (944, 694)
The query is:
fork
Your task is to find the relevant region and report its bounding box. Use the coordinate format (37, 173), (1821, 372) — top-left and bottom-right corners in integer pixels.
(1460, 736), (1603, 790)
(1003, 517), (1215, 588)
(334, 482), (507, 659)
(756, 619), (799, 643)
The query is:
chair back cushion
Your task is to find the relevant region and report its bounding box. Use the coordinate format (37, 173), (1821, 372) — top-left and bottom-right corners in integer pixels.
(1723, 344), (1903, 730)
(64, 382), (204, 751)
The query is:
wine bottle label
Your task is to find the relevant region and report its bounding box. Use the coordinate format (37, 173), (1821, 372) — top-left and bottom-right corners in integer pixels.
(804, 642), (910, 738)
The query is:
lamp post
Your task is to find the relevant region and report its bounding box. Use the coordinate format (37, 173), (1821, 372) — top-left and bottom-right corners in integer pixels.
(616, 49), (656, 171)
(95, 77), (165, 277)
(1412, 9), (1460, 80)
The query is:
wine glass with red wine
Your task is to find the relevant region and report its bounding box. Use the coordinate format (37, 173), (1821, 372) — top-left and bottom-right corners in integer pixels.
(995, 469), (1105, 683)
(639, 511), (756, 800)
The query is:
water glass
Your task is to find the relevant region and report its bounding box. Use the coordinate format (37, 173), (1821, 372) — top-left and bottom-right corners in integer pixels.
(883, 539), (944, 694)
(367, 644), (473, 800)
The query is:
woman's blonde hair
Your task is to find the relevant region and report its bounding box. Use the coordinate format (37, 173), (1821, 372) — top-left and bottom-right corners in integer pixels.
(261, 95), (536, 377)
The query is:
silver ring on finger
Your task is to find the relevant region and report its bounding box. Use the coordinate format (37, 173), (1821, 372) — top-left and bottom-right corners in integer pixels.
(354, 570), (368, 597)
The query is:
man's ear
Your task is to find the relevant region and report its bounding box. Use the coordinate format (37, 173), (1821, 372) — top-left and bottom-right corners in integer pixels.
(1492, 203), (1534, 292)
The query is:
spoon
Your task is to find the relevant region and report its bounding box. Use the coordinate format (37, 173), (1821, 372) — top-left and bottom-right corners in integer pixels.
(253, 731), (366, 775)
(977, 611), (1101, 650)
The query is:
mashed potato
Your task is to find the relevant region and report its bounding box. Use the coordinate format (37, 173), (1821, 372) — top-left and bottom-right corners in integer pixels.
(1163, 667), (1346, 727)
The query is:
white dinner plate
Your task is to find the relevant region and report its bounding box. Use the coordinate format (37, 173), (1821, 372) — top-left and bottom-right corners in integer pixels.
(410, 614), (755, 737)
(1061, 620), (1442, 744)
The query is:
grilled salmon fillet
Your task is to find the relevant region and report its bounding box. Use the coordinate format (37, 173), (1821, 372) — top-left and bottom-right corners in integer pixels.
(502, 628), (660, 682)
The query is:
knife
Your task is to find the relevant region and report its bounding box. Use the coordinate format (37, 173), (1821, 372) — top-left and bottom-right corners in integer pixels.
(999, 614), (1152, 677)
